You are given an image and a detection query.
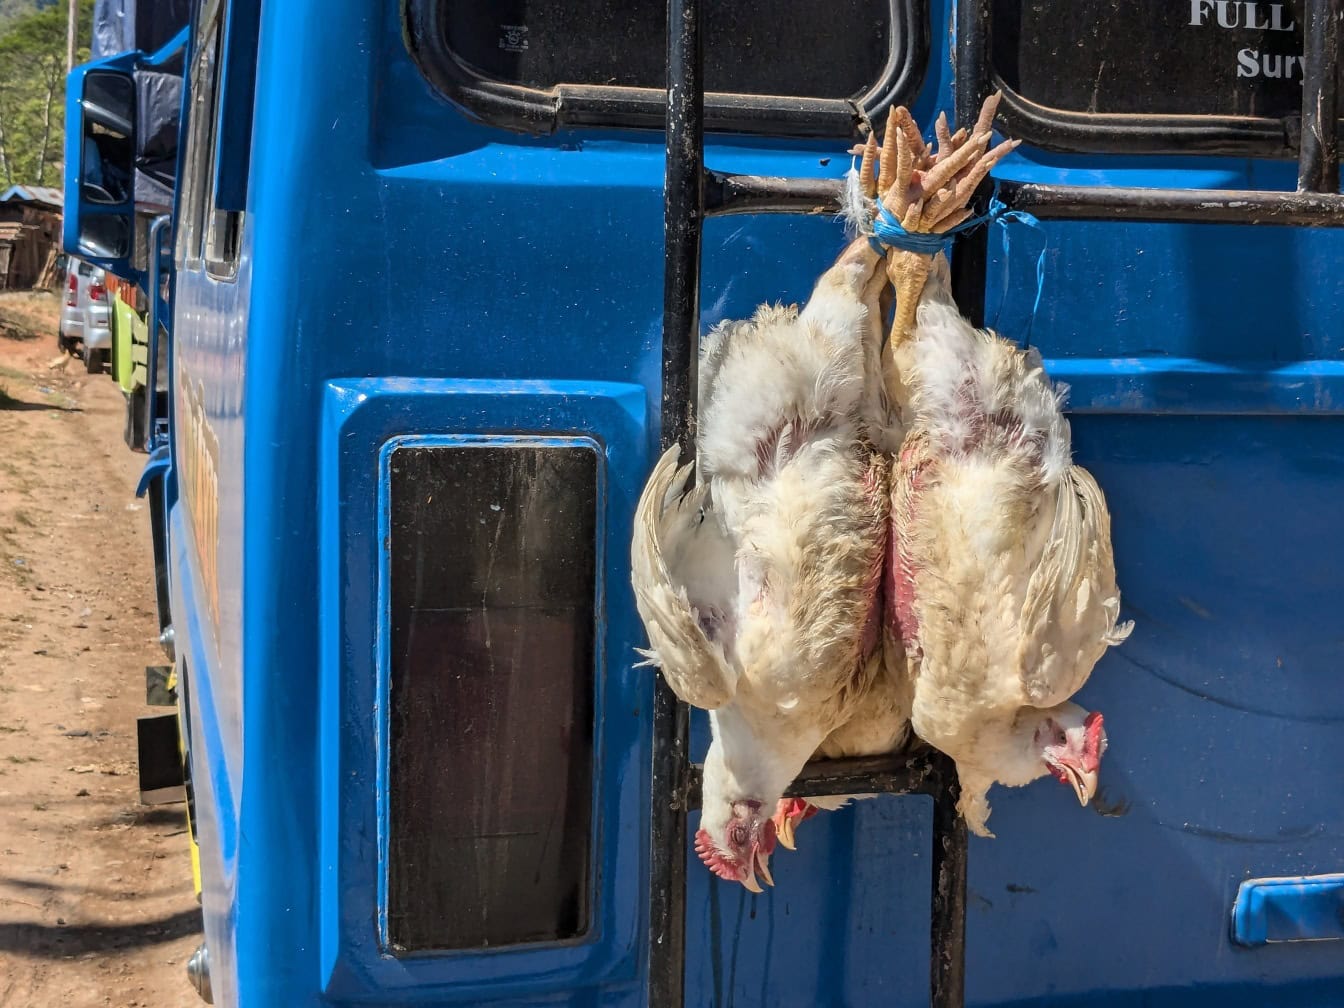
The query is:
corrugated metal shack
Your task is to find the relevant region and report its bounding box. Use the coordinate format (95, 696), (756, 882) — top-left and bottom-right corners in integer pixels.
(0, 186), (63, 289)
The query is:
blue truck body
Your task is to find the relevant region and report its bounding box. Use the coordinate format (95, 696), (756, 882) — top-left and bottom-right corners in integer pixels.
(65, 0), (1344, 1004)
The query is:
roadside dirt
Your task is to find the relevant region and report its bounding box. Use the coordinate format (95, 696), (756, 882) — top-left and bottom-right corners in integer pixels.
(0, 292), (202, 1008)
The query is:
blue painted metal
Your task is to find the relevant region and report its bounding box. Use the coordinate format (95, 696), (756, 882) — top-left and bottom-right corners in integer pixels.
(146, 214), (171, 450)
(212, 0), (258, 212)
(135, 444), (170, 498)
(73, 0), (1344, 1003)
(1233, 875), (1344, 946)
(316, 381), (648, 1005)
(62, 52), (138, 272)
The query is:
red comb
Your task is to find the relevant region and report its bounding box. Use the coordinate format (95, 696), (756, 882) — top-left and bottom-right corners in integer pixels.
(694, 828), (739, 880)
(1083, 712), (1105, 763)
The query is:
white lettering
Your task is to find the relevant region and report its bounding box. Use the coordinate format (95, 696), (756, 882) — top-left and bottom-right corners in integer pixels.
(1269, 4), (1295, 31)
(1237, 47), (1260, 76)
(1190, 0), (1215, 26)
(1216, 1), (1240, 28)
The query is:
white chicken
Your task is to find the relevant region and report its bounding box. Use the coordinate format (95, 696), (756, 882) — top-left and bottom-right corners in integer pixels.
(771, 100), (1022, 853)
(866, 105), (1134, 837)
(631, 237), (894, 892)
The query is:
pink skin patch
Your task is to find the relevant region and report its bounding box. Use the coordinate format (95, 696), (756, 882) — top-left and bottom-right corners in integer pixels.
(858, 462), (886, 661)
(887, 444), (930, 652)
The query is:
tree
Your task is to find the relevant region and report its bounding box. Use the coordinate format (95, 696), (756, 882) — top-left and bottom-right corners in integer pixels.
(0, 0), (92, 186)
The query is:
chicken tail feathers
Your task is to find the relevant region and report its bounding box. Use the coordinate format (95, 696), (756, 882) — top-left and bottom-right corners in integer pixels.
(631, 445), (740, 710)
(1017, 463), (1131, 707)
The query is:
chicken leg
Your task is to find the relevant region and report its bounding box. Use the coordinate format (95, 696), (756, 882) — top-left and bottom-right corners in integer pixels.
(856, 95), (1018, 405)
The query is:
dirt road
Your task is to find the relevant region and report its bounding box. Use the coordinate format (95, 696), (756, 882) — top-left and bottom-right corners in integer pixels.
(0, 293), (202, 1008)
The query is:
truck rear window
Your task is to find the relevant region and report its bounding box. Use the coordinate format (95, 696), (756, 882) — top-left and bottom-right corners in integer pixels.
(405, 0), (928, 137)
(385, 441), (597, 952)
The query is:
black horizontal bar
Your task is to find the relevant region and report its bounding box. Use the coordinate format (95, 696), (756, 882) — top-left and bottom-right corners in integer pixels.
(686, 747), (952, 811)
(701, 170), (1344, 227)
(704, 171), (840, 216)
(1000, 181), (1344, 225)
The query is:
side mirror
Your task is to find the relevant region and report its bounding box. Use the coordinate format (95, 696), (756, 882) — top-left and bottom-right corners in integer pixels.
(64, 59), (139, 275)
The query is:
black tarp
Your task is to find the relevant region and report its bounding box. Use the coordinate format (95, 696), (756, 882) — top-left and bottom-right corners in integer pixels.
(91, 0), (191, 60)
(90, 0), (189, 215)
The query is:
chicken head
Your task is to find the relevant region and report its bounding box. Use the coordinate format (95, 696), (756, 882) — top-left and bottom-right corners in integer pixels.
(695, 798), (777, 893)
(1036, 708), (1106, 807)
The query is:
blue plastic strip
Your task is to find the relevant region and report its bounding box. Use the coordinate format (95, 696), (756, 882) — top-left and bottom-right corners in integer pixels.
(1232, 874), (1344, 945)
(987, 194), (1047, 347)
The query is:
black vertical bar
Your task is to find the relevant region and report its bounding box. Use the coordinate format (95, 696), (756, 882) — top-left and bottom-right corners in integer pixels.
(954, 0), (991, 139)
(930, 759), (969, 1008)
(938, 7), (981, 1004)
(952, 0), (991, 329)
(650, 0), (702, 1005)
(661, 0), (704, 453)
(1299, 0), (1341, 193)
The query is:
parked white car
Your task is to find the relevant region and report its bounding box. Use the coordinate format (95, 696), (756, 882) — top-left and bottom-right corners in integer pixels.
(58, 257), (112, 374)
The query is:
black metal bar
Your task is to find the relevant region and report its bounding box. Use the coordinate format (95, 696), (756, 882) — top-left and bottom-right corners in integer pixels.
(685, 748), (948, 811)
(705, 172), (1344, 227)
(954, 0), (992, 146)
(929, 755), (968, 1008)
(1299, 0), (1342, 193)
(660, 0), (704, 453)
(704, 171), (838, 216)
(650, 0), (702, 1004)
(1000, 182), (1344, 225)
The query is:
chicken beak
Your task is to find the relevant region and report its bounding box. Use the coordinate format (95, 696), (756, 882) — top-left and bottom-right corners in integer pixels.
(1064, 766), (1099, 807)
(775, 814), (797, 851)
(756, 849), (774, 888)
(739, 847), (773, 893)
(740, 866), (764, 894)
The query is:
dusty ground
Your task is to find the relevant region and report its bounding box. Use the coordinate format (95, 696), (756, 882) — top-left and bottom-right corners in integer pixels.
(0, 292), (202, 1007)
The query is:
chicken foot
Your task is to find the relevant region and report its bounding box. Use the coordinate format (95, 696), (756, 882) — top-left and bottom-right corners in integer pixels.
(856, 94), (1019, 403)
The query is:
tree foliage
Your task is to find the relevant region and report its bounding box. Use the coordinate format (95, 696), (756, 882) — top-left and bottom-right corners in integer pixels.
(0, 0), (93, 187)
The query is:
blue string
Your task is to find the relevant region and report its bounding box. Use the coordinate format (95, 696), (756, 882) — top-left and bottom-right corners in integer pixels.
(867, 189), (1047, 346)
(987, 194), (1047, 348)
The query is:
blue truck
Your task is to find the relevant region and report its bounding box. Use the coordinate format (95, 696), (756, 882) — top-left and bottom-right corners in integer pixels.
(65, 1), (1344, 1005)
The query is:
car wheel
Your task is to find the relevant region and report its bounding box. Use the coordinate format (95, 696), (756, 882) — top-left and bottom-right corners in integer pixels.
(57, 329), (72, 353)
(85, 348), (107, 375)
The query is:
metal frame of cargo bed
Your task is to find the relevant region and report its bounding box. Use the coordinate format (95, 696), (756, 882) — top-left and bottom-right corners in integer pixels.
(650, 1), (1343, 1006)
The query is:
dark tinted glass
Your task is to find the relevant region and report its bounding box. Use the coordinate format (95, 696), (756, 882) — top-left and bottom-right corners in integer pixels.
(386, 442), (597, 952)
(444, 1), (892, 100)
(992, 0), (1338, 120)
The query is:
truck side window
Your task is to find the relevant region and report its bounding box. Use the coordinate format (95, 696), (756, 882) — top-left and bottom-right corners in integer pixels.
(175, 0), (221, 269)
(405, 0), (929, 137)
(987, 0), (1340, 156)
(176, 0), (240, 278)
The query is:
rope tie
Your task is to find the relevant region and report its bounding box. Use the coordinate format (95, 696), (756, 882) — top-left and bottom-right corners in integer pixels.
(866, 187), (1047, 346)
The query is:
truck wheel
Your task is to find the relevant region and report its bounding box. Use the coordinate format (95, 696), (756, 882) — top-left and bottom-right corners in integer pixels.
(85, 348), (107, 375)
(57, 329), (72, 353)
